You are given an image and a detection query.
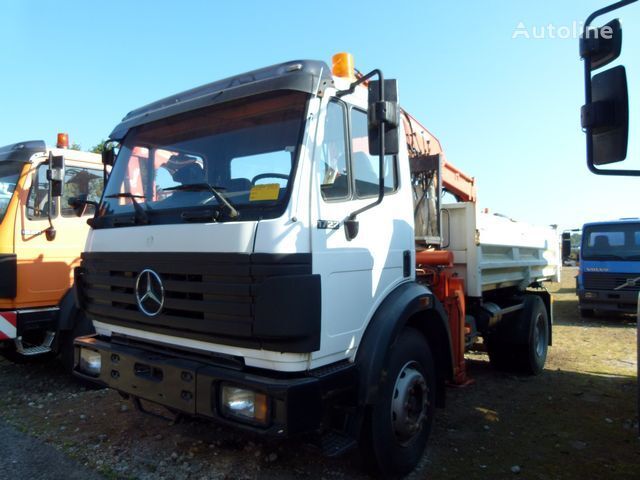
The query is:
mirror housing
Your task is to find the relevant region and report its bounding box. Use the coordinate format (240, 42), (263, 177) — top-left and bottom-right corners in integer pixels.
(102, 143), (116, 166)
(561, 232), (571, 261)
(580, 18), (622, 71)
(344, 218), (359, 242)
(368, 79), (400, 156)
(582, 65), (629, 165)
(47, 153), (65, 198)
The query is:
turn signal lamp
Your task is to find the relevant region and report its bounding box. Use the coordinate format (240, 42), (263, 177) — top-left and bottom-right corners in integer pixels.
(332, 52), (355, 80)
(56, 132), (69, 149)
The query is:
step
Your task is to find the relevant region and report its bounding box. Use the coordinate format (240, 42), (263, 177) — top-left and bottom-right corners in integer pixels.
(15, 331), (55, 356)
(320, 430), (357, 457)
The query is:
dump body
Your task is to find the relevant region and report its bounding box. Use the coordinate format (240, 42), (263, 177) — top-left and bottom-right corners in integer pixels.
(444, 202), (560, 298)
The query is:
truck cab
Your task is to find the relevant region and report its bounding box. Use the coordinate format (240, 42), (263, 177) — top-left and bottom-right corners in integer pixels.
(577, 219), (640, 317)
(73, 57), (557, 476)
(0, 137), (103, 359)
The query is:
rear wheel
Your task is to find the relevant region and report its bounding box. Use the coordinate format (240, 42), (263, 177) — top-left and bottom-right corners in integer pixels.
(487, 295), (549, 375)
(360, 328), (436, 477)
(579, 307), (595, 318)
(514, 296), (549, 375)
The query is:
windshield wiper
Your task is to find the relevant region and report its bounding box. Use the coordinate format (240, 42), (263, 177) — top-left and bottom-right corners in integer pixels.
(105, 193), (150, 224)
(162, 183), (239, 218)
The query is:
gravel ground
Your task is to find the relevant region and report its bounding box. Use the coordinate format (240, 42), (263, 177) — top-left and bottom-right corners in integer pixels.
(0, 267), (638, 479)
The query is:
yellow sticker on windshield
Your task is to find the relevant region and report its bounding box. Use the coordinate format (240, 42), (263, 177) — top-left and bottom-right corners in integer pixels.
(249, 183), (280, 201)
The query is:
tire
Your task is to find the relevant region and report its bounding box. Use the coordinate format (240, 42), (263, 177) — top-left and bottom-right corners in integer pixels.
(579, 308), (595, 318)
(513, 295), (549, 375)
(486, 335), (512, 371)
(487, 296), (549, 375)
(359, 328), (436, 477)
(58, 309), (94, 374)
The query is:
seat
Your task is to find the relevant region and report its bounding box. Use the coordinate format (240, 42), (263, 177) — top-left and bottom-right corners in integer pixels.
(593, 235), (611, 249)
(225, 178), (252, 192)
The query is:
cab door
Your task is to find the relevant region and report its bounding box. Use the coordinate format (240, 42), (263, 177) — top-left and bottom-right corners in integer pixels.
(310, 97), (411, 365)
(13, 158), (103, 308)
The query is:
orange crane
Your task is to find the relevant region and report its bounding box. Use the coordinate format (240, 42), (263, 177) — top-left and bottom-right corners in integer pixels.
(402, 109), (476, 385)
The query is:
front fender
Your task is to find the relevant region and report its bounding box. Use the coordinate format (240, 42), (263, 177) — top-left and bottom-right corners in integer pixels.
(355, 281), (453, 405)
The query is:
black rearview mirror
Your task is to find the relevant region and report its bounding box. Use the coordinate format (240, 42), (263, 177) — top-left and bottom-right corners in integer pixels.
(368, 79), (400, 156)
(580, 18), (623, 71)
(561, 232), (571, 261)
(582, 65), (629, 165)
(102, 143), (116, 166)
(47, 153), (65, 198)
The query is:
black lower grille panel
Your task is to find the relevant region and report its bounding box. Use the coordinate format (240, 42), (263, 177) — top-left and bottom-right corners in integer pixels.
(77, 252), (320, 352)
(583, 272), (640, 291)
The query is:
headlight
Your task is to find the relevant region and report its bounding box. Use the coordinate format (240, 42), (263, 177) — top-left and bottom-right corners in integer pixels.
(220, 384), (269, 425)
(79, 348), (102, 377)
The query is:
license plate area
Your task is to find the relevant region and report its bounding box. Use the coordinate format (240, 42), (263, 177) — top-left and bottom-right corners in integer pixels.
(105, 350), (201, 415)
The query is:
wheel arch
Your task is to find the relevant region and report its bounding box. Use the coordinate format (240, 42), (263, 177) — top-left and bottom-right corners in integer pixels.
(355, 281), (454, 408)
(57, 286), (78, 332)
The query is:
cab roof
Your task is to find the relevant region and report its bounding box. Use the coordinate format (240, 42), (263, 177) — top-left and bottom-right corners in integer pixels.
(0, 140), (46, 162)
(109, 60), (333, 141)
(583, 218), (640, 228)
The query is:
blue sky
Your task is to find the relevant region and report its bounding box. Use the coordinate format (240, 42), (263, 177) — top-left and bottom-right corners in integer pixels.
(2, 0), (639, 230)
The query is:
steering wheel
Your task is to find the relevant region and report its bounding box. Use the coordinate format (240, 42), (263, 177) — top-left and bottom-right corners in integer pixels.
(251, 173), (289, 185)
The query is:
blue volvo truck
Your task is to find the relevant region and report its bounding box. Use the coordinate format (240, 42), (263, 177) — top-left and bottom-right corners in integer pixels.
(577, 219), (640, 317)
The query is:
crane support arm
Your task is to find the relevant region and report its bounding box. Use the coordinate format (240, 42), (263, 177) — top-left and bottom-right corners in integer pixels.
(402, 110), (477, 203)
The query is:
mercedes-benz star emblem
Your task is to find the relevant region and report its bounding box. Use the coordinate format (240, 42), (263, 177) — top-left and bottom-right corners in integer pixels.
(135, 269), (165, 317)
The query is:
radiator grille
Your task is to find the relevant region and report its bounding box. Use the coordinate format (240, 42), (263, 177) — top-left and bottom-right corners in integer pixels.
(583, 272), (640, 292)
(78, 252), (312, 345)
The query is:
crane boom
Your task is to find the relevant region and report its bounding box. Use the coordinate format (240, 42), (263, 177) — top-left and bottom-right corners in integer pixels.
(402, 110), (477, 203)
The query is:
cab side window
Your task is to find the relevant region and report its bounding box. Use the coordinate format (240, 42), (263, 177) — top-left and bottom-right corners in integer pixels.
(318, 101), (350, 201)
(351, 108), (397, 198)
(26, 165), (57, 220)
(61, 167), (104, 217)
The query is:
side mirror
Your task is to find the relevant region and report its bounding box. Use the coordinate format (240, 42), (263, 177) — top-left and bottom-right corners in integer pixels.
(102, 143), (116, 166)
(580, 18), (622, 71)
(581, 65), (629, 165)
(47, 153), (65, 198)
(368, 79), (400, 155)
(561, 232), (571, 260)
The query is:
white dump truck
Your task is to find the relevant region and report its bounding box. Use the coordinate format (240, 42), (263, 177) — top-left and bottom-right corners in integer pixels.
(72, 54), (559, 476)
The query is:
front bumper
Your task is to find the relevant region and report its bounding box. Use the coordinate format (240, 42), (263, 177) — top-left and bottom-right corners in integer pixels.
(577, 289), (639, 313)
(0, 307), (59, 340)
(73, 335), (356, 437)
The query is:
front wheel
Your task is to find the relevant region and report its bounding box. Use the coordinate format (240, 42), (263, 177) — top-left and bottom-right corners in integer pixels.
(360, 328), (436, 477)
(58, 310), (94, 374)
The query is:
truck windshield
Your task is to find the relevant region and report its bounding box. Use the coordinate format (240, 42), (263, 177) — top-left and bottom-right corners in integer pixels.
(0, 162), (22, 225)
(98, 90), (309, 226)
(582, 223), (640, 261)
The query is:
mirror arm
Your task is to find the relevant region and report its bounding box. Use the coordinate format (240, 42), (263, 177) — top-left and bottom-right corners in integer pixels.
(344, 71), (387, 241)
(582, 0), (640, 177)
(584, 0), (637, 29)
(336, 68), (382, 98)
